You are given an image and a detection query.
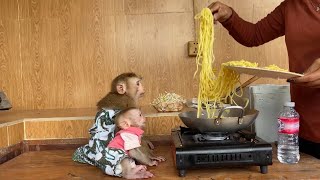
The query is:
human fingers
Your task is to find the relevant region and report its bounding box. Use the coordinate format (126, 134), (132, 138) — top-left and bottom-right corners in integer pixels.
(292, 69), (320, 84)
(288, 73), (320, 88)
(208, 2), (220, 24)
(208, 1), (232, 22)
(310, 85), (320, 88)
(296, 79), (320, 88)
(208, 2), (220, 14)
(304, 58), (320, 75)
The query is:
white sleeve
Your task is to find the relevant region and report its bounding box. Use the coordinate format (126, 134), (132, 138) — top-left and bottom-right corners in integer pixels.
(120, 132), (141, 150)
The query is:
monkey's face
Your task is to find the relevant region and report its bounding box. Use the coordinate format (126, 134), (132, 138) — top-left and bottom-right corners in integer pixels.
(126, 77), (145, 101)
(128, 109), (146, 128)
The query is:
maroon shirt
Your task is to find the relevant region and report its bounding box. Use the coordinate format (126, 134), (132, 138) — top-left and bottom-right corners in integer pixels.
(221, 0), (320, 142)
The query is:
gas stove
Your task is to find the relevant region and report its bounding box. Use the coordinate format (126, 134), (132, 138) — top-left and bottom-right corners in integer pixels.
(171, 127), (273, 177)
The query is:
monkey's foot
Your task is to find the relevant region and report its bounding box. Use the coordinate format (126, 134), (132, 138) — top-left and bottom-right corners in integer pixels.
(123, 165), (154, 179)
(148, 160), (158, 166)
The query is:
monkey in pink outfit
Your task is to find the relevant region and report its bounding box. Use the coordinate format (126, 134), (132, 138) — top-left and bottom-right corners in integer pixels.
(107, 107), (166, 179)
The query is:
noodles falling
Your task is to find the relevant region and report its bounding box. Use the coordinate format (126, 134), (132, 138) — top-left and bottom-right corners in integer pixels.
(194, 8), (288, 118)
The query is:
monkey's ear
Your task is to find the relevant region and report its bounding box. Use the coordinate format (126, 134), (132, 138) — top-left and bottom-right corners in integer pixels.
(116, 83), (126, 95)
(119, 119), (130, 129)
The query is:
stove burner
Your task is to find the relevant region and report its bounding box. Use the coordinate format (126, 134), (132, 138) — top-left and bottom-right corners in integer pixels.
(193, 133), (229, 142)
(172, 127), (273, 177)
(180, 126), (257, 146)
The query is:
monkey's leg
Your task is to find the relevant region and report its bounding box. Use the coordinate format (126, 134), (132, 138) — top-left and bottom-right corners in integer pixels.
(120, 158), (154, 179)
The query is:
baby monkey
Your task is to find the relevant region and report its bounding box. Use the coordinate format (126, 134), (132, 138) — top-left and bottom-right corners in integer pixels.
(108, 107), (166, 179)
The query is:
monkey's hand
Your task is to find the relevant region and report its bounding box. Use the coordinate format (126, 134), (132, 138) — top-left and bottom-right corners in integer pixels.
(150, 156), (166, 162)
(129, 148), (159, 167)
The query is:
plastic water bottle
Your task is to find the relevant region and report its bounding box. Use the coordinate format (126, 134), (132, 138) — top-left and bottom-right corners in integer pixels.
(277, 101), (300, 164)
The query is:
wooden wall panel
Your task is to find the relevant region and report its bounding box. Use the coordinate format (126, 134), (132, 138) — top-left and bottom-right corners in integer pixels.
(126, 12), (198, 107)
(0, 107), (184, 141)
(24, 119), (93, 139)
(0, 1), (23, 109)
(194, 0), (289, 85)
(0, 126), (8, 148)
(0, 0), (288, 111)
(124, 0), (193, 14)
(0, 0), (197, 110)
(23, 117), (184, 138)
(7, 122), (24, 146)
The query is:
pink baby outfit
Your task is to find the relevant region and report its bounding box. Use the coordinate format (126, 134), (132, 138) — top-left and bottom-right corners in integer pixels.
(108, 127), (144, 154)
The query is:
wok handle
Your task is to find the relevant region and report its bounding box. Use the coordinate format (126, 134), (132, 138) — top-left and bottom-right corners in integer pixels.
(215, 106), (245, 125)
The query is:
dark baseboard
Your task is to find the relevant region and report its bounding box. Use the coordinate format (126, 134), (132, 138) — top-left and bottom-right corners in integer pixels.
(0, 138), (88, 164)
(0, 142), (24, 164)
(0, 135), (172, 164)
(23, 138), (89, 152)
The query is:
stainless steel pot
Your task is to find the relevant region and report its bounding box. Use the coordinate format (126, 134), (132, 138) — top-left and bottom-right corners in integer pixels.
(179, 106), (259, 133)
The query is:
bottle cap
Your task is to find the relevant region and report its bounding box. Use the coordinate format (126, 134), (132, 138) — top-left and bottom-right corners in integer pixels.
(284, 101), (295, 107)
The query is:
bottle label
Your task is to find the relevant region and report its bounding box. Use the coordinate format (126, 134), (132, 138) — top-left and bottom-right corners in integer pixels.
(278, 117), (299, 134)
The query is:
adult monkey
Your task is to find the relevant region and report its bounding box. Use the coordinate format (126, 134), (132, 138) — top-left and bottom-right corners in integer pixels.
(96, 73), (144, 110)
(73, 72), (155, 178)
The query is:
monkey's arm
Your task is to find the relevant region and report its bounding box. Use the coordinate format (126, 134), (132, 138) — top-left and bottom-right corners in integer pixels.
(121, 133), (158, 166)
(141, 137), (154, 150)
(128, 148), (158, 166)
(137, 144), (166, 162)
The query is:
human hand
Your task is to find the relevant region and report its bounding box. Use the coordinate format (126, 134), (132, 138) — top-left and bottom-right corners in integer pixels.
(208, 1), (233, 22)
(288, 58), (320, 88)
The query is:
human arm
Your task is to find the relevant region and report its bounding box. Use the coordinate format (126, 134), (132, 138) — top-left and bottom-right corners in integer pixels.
(289, 58), (320, 88)
(208, 1), (286, 47)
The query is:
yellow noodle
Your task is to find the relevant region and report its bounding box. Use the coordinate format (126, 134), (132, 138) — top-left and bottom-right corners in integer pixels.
(263, 64), (288, 71)
(194, 8), (286, 118)
(221, 60), (258, 108)
(194, 8), (259, 118)
(195, 59), (258, 118)
(194, 8), (215, 118)
(225, 60), (258, 68)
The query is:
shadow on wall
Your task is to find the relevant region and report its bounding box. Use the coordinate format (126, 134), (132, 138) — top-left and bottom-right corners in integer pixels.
(0, 91), (12, 110)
